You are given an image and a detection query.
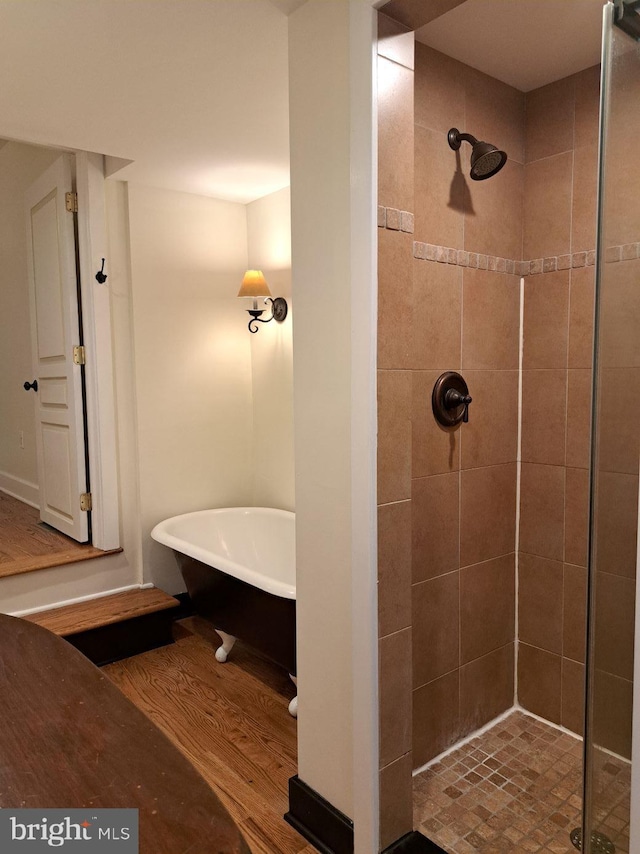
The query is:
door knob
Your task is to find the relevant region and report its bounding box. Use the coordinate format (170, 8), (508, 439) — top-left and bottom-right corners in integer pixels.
(432, 372), (472, 427)
(23, 380), (38, 392)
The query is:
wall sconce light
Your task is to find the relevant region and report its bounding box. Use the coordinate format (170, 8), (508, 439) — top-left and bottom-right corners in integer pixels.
(237, 270), (288, 333)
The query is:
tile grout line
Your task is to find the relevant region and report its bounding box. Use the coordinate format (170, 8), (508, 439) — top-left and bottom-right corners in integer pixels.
(561, 124), (576, 729)
(413, 553), (523, 597)
(377, 497), (412, 509)
(515, 275), (525, 709)
(458, 49), (467, 718)
(379, 625), (412, 643)
(458, 253), (464, 724)
(458, 86), (465, 749)
(511, 701), (582, 743)
(379, 749), (412, 775)
(413, 641), (515, 696)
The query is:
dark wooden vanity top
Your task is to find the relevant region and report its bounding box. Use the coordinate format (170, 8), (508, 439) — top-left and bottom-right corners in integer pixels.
(0, 614), (249, 854)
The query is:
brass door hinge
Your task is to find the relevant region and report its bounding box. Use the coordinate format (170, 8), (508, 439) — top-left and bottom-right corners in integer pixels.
(73, 345), (85, 366)
(80, 492), (92, 512)
(65, 191), (78, 213)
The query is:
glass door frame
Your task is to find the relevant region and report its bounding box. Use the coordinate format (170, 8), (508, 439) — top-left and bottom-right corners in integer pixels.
(583, 3), (640, 852)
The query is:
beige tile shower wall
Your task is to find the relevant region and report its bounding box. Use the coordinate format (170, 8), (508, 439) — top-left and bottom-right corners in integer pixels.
(410, 43), (524, 769)
(376, 14), (415, 851)
(517, 67), (601, 737)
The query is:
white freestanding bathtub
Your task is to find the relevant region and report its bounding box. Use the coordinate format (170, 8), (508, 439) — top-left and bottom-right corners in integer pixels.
(151, 507), (298, 715)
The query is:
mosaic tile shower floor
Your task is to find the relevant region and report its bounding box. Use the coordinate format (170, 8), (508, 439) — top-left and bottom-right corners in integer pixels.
(413, 711), (630, 854)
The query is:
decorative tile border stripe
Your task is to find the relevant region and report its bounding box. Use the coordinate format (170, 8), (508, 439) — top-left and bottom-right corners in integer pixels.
(512, 250), (597, 274)
(412, 241), (597, 276)
(379, 208), (639, 274)
(378, 205), (414, 234)
(413, 242), (522, 274)
(605, 242), (640, 262)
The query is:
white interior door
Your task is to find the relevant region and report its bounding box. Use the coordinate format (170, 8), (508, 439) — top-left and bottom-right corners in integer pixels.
(25, 155), (89, 543)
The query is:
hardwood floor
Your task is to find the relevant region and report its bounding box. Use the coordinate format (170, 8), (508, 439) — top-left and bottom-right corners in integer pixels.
(0, 492), (119, 577)
(104, 616), (308, 854)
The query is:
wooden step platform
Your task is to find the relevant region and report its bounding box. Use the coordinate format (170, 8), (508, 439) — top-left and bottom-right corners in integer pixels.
(23, 587), (182, 666)
(24, 587), (180, 636)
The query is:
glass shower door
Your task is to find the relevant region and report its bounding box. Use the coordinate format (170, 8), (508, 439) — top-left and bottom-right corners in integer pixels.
(582, 3), (640, 852)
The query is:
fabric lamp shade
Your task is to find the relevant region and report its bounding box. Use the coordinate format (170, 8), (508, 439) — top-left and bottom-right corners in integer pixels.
(238, 270), (272, 298)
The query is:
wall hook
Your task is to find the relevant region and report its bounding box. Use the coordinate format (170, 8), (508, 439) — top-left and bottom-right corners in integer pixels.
(95, 258), (107, 284)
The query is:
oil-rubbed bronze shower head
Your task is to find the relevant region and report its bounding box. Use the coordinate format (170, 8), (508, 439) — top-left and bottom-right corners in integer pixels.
(448, 128), (507, 180)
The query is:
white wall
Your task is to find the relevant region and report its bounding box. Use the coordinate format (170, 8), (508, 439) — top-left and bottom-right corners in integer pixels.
(246, 186), (295, 511)
(115, 182), (295, 596)
(0, 4), (297, 614)
(347, 4), (379, 850)
(289, 3), (378, 843)
(289, 0), (353, 818)
(0, 141), (61, 504)
(2, 552), (137, 616)
(125, 184), (254, 592)
(1, 177), (296, 614)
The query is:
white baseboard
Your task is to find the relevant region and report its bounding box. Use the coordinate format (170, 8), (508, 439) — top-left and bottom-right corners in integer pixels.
(0, 472), (39, 509)
(8, 582), (154, 618)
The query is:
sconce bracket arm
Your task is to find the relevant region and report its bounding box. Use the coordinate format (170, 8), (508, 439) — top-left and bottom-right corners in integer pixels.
(246, 297), (288, 333)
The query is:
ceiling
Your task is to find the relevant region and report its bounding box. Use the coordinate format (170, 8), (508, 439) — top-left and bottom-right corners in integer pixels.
(415, 0), (606, 92)
(0, 0), (604, 205)
(0, 0), (293, 204)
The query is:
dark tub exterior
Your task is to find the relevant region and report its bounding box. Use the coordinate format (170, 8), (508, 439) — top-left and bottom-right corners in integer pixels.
(175, 552), (297, 675)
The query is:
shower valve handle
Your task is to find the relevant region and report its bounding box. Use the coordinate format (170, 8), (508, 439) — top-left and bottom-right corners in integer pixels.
(444, 389), (473, 423)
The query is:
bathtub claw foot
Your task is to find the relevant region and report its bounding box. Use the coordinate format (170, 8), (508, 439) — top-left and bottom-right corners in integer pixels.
(214, 630), (236, 663)
(288, 674), (297, 718)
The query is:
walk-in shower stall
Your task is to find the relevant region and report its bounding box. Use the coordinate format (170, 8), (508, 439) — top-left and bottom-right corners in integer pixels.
(376, 2), (639, 852)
